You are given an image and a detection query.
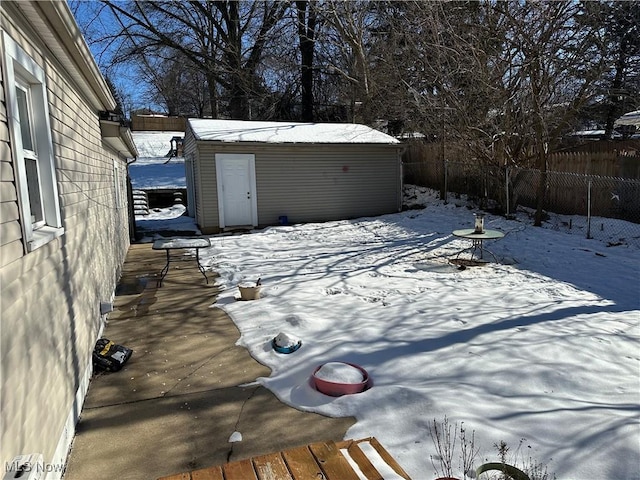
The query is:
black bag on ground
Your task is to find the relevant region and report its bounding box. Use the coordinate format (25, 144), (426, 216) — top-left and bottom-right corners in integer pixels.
(93, 338), (133, 372)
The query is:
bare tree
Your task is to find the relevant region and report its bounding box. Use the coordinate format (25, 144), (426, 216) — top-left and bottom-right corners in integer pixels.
(582, 1), (640, 138)
(321, 0), (378, 123)
(296, 1), (317, 121)
(93, 1), (288, 120)
(491, 2), (604, 224)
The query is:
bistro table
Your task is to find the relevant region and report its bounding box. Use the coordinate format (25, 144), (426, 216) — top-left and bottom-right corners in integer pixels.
(452, 228), (504, 263)
(152, 237), (211, 287)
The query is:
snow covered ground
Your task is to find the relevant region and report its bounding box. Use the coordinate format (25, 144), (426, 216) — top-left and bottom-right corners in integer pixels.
(130, 131), (186, 189)
(129, 161), (185, 190)
(137, 187), (639, 480)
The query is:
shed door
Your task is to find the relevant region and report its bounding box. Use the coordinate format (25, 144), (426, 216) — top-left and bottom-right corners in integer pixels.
(215, 153), (257, 228)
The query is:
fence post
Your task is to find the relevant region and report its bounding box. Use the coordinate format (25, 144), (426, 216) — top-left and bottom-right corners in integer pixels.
(439, 158), (446, 201)
(505, 166), (510, 217)
(586, 178), (592, 239)
(446, 160), (450, 203)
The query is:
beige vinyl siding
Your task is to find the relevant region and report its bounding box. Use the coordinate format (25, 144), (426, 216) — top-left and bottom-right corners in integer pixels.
(192, 142), (401, 232)
(196, 149), (219, 231)
(0, 53), (24, 266)
(1, 4), (131, 471)
(183, 129), (209, 229)
(255, 145), (401, 225)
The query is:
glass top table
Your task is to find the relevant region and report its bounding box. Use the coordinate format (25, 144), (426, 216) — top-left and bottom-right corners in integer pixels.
(152, 237), (211, 286)
(452, 228), (504, 262)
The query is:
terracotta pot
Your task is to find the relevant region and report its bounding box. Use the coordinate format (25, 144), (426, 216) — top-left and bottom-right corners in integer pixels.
(311, 362), (371, 397)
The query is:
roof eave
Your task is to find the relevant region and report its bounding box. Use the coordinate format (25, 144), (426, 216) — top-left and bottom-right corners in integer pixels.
(12, 1), (117, 111)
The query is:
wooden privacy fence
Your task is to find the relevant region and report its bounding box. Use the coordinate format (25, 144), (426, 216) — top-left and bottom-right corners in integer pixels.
(547, 151), (639, 178)
(402, 140), (640, 179)
(403, 159), (640, 245)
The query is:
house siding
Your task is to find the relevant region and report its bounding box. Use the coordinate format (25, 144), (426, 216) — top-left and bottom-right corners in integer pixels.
(192, 142), (401, 233)
(1, 3), (132, 474)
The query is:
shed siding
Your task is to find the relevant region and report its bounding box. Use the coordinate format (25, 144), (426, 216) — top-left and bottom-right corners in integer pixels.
(1, 5), (130, 472)
(183, 127), (211, 228)
(255, 146), (400, 225)
(196, 148), (219, 230)
(193, 143), (400, 232)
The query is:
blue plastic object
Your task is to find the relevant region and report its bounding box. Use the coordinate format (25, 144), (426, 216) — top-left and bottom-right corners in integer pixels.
(272, 338), (301, 354)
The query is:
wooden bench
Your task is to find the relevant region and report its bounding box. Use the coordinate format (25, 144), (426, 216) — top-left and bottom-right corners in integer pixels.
(158, 437), (412, 480)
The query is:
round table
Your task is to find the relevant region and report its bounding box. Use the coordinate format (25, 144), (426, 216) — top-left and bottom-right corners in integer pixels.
(452, 228), (504, 262)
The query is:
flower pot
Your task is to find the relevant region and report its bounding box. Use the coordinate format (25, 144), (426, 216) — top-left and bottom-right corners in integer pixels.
(476, 463), (530, 480)
(238, 284), (261, 300)
(311, 362), (371, 397)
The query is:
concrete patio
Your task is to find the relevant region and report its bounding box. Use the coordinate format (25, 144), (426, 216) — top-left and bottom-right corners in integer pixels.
(63, 243), (354, 480)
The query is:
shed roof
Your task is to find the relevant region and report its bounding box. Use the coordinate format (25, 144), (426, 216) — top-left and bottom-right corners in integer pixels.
(188, 119), (400, 145)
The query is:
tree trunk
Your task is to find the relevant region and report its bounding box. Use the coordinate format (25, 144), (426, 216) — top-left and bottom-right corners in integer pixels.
(603, 38), (628, 139)
(297, 1), (316, 122)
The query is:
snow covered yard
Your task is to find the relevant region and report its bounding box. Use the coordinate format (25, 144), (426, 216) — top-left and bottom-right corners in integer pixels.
(141, 188), (639, 479)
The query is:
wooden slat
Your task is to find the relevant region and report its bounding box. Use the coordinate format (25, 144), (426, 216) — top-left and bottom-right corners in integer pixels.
(281, 446), (325, 480)
(367, 437), (412, 479)
(343, 442), (383, 479)
(252, 452), (293, 480)
(222, 458), (258, 480)
(309, 441), (361, 480)
(191, 465), (224, 480)
(337, 438), (412, 480)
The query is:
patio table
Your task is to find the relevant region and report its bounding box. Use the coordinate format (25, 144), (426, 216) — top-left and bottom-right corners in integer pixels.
(452, 228), (504, 262)
(152, 237), (211, 286)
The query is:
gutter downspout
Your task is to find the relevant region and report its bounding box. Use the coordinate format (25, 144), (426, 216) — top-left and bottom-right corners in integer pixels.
(126, 156), (137, 242)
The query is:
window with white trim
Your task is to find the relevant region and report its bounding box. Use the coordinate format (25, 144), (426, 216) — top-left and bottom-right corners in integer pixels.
(3, 32), (64, 251)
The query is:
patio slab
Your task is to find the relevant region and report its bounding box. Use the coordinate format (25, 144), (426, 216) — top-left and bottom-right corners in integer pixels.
(63, 243), (354, 480)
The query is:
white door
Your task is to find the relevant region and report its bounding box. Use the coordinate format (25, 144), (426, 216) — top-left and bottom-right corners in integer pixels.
(215, 153), (257, 228)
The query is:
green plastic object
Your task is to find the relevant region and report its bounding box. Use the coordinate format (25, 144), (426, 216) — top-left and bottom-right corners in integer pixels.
(475, 462), (530, 480)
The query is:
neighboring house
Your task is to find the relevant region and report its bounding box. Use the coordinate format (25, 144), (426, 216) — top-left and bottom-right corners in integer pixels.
(615, 110), (640, 139)
(615, 110), (640, 128)
(183, 119), (403, 233)
(570, 129), (623, 140)
(1, 2), (137, 476)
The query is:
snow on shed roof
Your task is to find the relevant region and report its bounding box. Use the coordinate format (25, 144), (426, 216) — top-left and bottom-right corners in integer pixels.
(132, 131), (184, 160)
(188, 119), (400, 144)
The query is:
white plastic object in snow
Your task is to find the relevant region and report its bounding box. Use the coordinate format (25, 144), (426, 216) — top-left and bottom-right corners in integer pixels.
(274, 332), (300, 348)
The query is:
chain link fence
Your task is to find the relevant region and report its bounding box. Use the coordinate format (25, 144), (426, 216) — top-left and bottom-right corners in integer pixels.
(404, 159), (640, 246)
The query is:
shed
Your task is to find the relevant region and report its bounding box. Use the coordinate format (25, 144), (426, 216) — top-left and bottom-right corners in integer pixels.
(183, 119), (403, 233)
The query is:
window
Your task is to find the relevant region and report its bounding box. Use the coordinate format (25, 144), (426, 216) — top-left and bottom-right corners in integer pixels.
(16, 81), (45, 228)
(113, 159), (125, 209)
(3, 32), (63, 251)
